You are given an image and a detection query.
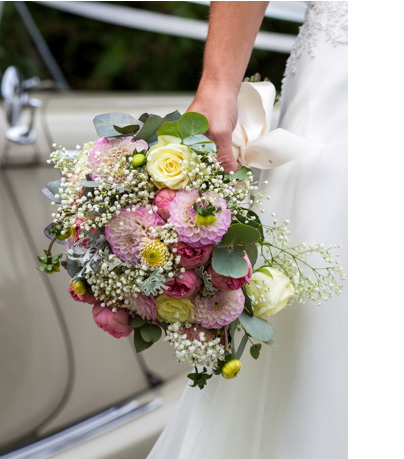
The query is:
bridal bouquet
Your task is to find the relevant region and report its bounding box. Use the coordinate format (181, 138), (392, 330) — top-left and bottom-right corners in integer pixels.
(38, 108), (344, 389)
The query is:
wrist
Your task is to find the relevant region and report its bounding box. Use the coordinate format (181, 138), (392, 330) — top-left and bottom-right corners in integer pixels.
(197, 73), (241, 99)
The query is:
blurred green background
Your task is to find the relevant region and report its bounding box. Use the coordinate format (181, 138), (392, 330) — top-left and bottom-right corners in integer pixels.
(0, 1), (300, 92)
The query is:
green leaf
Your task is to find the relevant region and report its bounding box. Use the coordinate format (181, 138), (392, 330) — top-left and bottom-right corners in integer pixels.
(93, 112), (143, 138)
(263, 339), (278, 348)
(46, 178), (62, 196)
(235, 333), (249, 360)
(242, 287), (254, 316)
(177, 112), (209, 139)
(244, 243), (258, 267)
(80, 181), (101, 188)
(133, 114), (164, 141)
(239, 311), (274, 341)
(139, 113), (149, 123)
(139, 323), (162, 343)
(156, 120), (180, 138)
(113, 124), (141, 135)
(129, 315), (147, 328)
(182, 134), (212, 146)
(190, 143), (217, 154)
(164, 110), (181, 122)
(229, 319), (238, 339)
(232, 166), (253, 181)
(221, 223), (260, 248)
(211, 246), (248, 278)
(250, 343), (262, 359)
(235, 209), (264, 238)
(133, 328), (154, 352)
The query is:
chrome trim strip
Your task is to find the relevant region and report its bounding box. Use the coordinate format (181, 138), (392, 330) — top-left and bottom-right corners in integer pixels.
(3, 397), (162, 458)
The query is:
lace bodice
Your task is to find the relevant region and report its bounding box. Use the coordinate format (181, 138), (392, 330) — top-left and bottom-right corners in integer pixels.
(286, 1), (348, 75)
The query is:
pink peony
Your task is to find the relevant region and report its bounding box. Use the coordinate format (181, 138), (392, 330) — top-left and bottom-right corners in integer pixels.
(92, 304), (133, 338)
(89, 137), (148, 183)
(153, 188), (177, 220)
(174, 242), (213, 269)
(168, 190), (231, 247)
(68, 284), (98, 305)
(128, 293), (157, 320)
(105, 206), (165, 263)
(207, 254), (252, 291)
(194, 289), (245, 329)
(164, 270), (201, 299)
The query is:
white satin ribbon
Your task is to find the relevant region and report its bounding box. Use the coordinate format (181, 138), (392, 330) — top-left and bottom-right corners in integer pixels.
(232, 81), (324, 169)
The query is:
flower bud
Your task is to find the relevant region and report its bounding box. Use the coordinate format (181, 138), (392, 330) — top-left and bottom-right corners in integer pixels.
(222, 359), (242, 379)
(132, 153), (147, 167)
(71, 279), (87, 295)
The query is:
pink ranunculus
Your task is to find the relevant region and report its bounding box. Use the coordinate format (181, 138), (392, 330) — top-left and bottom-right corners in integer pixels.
(174, 242), (213, 270)
(164, 270), (201, 299)
(153, 188), (177, 220)
(92, 304), (133, 339)
(207, 254), (252, 291)
(68, 284), (98, 305)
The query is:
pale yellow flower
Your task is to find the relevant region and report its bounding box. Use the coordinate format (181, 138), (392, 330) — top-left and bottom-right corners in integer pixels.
(146, 135), (193, 190)
(248, 267), (295, 320)
(155, 294), (195, 323)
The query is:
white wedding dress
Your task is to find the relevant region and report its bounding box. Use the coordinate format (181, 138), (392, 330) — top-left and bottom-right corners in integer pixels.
(147, 2), (348, 458)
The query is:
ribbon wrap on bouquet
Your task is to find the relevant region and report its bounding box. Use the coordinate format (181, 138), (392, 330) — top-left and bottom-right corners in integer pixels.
(232, 81), (323, 170)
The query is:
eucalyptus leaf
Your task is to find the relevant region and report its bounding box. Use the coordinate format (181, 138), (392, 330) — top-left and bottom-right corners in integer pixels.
(244, 242), (258, 267)
(140, 323), (162, 343)
(250, 343), (262, 359)
(46, 178), (62, 196)
(221, 223), (260, 248)
(242, 288), (254, 316)
(80, 181), (102, 188)
(93, 112), (143, 138)
(263, 339), (278, 348)
(156, 120), (180, 138)
(235, 333), (249, 360)
(129, 314), (147, 328)
(139, 113), (149, 123)
(239, 311), (274, 341)
(113, 124), (141, 135)
(133, 114), (164, 141)
(182, 134), (212, 146)
(235, 209), (264, 238)
(41, 186), (61, 204)
(190, 142), (217, 154)
(134, 328), (154, 352)
(211, 246), (248, 278)
(177, 112), (209, 139)
(164, 110), (181, 122)
(232, 166), (253, 181)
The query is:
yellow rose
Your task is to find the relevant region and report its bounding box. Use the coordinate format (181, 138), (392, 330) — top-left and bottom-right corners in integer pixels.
(74, 141), (94, 180)
(248, 267), (295, 320)
(146, 135), (193, 190)
(155, 294), (195, 323)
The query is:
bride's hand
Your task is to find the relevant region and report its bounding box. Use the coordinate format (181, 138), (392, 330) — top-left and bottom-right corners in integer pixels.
(187, 87), (238, 173)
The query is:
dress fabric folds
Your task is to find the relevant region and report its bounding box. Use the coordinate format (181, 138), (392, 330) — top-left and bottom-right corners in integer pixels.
(147, 2), (348, 458)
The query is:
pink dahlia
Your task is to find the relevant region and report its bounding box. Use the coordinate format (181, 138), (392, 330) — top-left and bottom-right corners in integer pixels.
(168, 190), (231, 248)
(129, 293), (157, 320)
(89, 137), (148, 183)
(105, 206), (165, 263)
(194, 289), (245, 329)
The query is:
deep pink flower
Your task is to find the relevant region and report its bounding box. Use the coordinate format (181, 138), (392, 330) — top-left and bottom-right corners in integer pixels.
(68, 284), (98, 305)
(164, 270), (201, 299)
(153, 188), (177, 220)
(92, 304), (133, 339)
(174, 242), (213, 269)
(168, 190), (231, 247)
(194, 289), (245, 329)
(67, 218), (98, 249)
(207, 254), (252, 291)
(128, 293), (157, 320)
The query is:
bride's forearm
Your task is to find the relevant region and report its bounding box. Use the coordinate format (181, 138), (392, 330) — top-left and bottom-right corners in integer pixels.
(198, 1), (269, 95)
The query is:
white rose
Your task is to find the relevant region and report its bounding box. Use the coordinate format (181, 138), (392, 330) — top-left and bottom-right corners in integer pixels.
(146, 135), (194, 190)
(248, 267), (295, 320)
